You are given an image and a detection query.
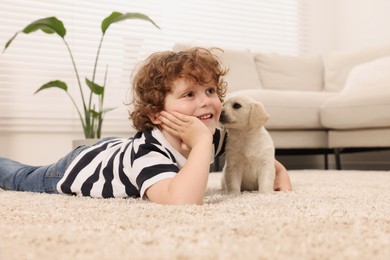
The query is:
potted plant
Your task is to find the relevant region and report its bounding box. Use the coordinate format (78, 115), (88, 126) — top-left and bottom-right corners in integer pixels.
(3, 12), (160, 141)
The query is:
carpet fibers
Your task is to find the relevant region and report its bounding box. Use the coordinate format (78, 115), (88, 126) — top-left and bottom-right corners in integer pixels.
(1, 170), (390, 260)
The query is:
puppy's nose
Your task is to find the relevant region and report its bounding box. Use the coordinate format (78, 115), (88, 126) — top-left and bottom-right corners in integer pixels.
(219, 110), (227, 123)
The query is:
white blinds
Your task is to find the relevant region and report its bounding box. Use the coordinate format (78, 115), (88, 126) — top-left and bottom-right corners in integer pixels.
(0, 0), (308, 135)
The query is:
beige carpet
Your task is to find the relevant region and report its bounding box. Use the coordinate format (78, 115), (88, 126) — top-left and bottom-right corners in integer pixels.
(1, 170), (390, 260)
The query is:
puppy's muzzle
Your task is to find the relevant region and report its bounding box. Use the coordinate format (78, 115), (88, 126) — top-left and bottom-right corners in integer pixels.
(219, 110), (230, 124)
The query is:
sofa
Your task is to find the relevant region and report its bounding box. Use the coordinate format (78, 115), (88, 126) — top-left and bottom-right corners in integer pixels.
(173, 43), (390, 169)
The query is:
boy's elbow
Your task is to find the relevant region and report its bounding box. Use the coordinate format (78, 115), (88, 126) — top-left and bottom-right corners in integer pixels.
(157, 195), (204, 205)
(170, 197), (204, 205)
(146, 179), (205, 205)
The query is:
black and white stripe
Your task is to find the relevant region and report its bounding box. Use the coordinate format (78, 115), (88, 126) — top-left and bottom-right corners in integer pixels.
(57, 128), (226, 199)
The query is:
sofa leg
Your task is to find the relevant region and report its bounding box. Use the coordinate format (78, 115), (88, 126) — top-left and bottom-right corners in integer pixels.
(334, 149), (342, 170)
(324, 154), (329, 169)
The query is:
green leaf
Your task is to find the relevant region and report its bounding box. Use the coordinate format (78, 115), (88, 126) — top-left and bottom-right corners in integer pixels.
(3, 17), (66, 53)
(34, 80), (68, 94)
(89, 109), (102, 118)
(86, 78), (104, 95)
(3, 33), (18, 52)
(103, 107), (117, 113)
(101, 12), (160, 34)
(23, 17), (66, 38)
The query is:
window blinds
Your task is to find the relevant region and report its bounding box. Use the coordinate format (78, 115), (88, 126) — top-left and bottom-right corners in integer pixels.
(0, 0), (308, 135)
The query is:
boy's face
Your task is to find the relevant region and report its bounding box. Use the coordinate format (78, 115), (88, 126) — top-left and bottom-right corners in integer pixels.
(163, 77), (222, 134)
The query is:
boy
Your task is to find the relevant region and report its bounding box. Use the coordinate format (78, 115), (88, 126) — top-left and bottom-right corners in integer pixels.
(0, 48), (291, 205)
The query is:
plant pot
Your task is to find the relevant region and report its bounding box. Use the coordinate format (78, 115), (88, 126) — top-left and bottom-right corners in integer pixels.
(72, 138), (100, 149)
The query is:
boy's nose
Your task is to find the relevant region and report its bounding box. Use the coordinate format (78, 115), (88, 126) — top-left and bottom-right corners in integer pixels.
(198, 94), (211, 106)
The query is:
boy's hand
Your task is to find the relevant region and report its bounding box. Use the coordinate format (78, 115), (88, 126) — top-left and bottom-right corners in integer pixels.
(147, 110), (215, 205)
(159, 111), (212, 149)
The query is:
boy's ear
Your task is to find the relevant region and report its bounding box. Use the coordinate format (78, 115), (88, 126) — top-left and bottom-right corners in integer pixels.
(148, 112), (162, 124)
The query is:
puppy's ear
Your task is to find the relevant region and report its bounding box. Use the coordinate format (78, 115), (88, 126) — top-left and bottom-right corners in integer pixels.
(249, 102), (269, 128)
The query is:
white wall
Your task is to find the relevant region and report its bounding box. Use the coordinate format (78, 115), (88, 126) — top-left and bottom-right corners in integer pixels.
(2, 0), (390, 167)
(0, 132), (78, 165)
(307, 0), (390, 53)
(0, 131), (133, 165)
(306, 0), (338, 53)
(336, 0), (390, 51)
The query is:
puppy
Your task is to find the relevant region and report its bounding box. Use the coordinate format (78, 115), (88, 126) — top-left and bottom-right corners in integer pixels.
(219, 95), (275, 194)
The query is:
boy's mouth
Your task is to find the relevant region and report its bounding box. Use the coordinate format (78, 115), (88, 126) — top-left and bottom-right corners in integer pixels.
(197, 113), (213, 120)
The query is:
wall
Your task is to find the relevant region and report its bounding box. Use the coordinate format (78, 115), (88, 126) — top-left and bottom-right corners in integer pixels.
(0, 132), (79, 165)
(0, 131), (133, 165)
(307, 0), (390, 53)
(305, 0), (338, 53)
(336, 0), (390, 51)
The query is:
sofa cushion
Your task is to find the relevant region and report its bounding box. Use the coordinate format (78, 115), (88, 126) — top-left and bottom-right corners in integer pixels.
(270, 130), (328, 149)
(253, 52), (324, 91)
(322, 44), (390, 92)
(172, 43), (262, 93)
(343, 56), (390, 92)
(322, 55), (390, 129)
(321, 86), (390, 129)
(229, 89), (336, 130)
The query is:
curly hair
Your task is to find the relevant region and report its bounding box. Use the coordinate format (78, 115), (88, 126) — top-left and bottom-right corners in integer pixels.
(129, 47), (228, 131)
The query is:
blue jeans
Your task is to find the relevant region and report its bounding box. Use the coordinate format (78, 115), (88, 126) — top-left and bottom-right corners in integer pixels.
(0, 146), (86, 193)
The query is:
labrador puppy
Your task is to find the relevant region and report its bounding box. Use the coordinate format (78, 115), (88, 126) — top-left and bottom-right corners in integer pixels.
(219, 95), (275, 194)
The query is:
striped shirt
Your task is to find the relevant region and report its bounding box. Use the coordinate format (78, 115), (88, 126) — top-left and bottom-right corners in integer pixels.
(57, 128), (226, 199)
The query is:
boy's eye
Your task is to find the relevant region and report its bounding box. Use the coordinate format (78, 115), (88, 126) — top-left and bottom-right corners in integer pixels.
(183, 92), (194, 98)
(206, 87), (216, 94)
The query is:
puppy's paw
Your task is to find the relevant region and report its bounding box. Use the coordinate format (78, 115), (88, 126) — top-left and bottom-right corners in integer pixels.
(226, 187), (241, 195)
(221, 181), (241, 194)
(258, 184), (274, 193)
(258, 171), (276, 193)
(221, 170), (242, 195)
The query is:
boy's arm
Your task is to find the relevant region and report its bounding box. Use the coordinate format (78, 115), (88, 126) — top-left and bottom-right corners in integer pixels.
(145, 111), (213, 205)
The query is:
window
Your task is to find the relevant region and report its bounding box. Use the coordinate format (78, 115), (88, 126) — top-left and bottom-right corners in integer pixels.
(0, 0), (308, 135)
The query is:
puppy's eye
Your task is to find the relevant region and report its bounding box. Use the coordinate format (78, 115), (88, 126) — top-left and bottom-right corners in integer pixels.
(232, 103), (241, 109)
